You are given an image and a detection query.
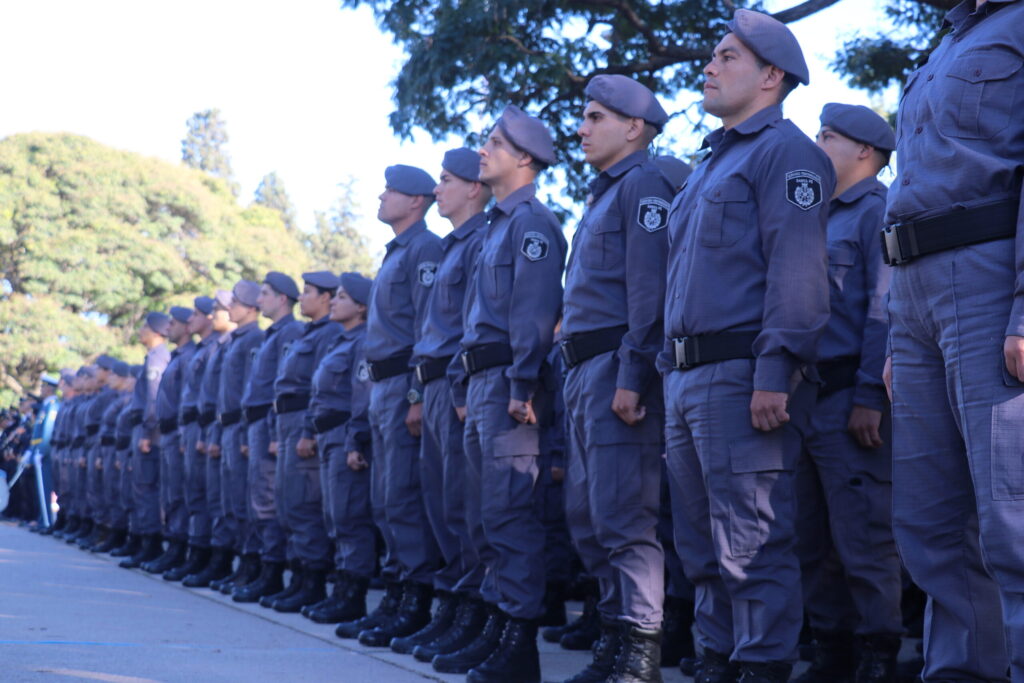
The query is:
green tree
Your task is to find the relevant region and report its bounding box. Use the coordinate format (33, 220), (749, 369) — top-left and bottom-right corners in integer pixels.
(0, 132), (310, 401)
(253, 171), (298, 231)
(305, 180), (376, 275)
(181, 108), (239, 196)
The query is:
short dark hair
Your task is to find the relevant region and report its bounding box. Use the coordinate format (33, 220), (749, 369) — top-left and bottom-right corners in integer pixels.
(311, 285), (336, 298)
(752, 53), (800, 103)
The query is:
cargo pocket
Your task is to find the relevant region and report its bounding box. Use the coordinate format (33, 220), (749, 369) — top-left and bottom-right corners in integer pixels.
(727, 436), (792, 558)
(938, 50), (1022, 140)
(991, 368), (1024, 500)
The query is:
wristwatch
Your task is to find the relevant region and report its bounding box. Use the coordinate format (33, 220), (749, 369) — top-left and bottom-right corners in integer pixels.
(406, 388), (423, 405)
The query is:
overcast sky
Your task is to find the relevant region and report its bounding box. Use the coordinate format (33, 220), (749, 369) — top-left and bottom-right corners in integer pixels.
(0, 0), (900, 254)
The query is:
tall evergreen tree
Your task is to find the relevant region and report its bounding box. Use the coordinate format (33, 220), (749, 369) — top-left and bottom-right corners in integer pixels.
(181, 108), (238, 196)
(304, 179), (375, 276)
(253, 171), (297, 231)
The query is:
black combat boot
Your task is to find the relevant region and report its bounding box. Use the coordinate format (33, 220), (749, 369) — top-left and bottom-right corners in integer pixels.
(390, 589), (458, 654)
(608, 622), (662, 683)
(660, 595), (696, 667)
(109, 532), (141, 557)
(78, 523), (106, 550)
(540, 581), (568, 627)
(119, 534), (163, 569)
(692, 649), (740, 683)
(737, 661), (793, 683)
(61, 515), (83, 540)
(222, 553), (261, 594)
(543, 580), (599, 644)
(274, 568), (328, 613)
(560, 618), (622, 683)
(466, 617), (540, 683)
(335, 578), (399, 639)
(260, 563), (303, 608)
(52, 512), (68, 534)
(233, 561), (285, 603)
(211, 552), (248, 592)
(794, 629), (857, 683)
(358, 582), (434, 647)
(93, 527), (126, 553)
(431, 604), (506, 674)
(182, 548), (234, 588)
(413, 595), (488, 663)
(142, 539), (187, 574)
(303, 571), (346, 619)
(66, 517), (92, 544)
(855, 634), (901, 683)
(164, 545), (210, 582)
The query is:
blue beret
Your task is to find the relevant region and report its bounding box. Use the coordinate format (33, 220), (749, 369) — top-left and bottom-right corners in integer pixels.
(442, 147), (482, 183)
(232, 279), (260, 308)
(170, 306), (193, 323)
(727, 9), (809, 86)
(339, 272), (373, 306)
(193, 296), (214, 315)
(213, 289), (232, 310)
(77, 366), (95, 378)
(112, 361), (130, 378)
(95, 354), (117, 371)
(264, 271), (299, 300)
(819, 103), (895, 152)
(496, 105), (557, 166)
(585, 75), (669, 131)
(654, 155), (693, 190)
(145, 312), (171, 336)
(41, 374), (60, 387)
(303, 271), (341, 292)
(385, 164), (437, 197)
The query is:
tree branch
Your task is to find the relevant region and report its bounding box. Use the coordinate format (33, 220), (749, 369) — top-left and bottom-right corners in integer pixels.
(771, 0), (844, 24)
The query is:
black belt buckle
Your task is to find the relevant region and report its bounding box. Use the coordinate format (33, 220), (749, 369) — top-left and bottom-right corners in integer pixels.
(673, 337), (699, 370)
(460, 351), (474, 376)
(558, 339), (578, 369)
(881, 222), (915, 266)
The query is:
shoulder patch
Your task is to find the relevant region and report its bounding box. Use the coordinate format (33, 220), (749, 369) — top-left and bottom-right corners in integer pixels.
(418, 261), (438, 287)
(637, 197), (670, 232)
(785, 170), (823, 211)
(146, 368), (160, 382)
(521, 231), (549, 261)
(356, 360), (371, 383)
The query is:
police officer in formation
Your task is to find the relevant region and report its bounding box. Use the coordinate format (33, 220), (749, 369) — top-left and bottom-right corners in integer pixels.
(29, 3), (1024, 682)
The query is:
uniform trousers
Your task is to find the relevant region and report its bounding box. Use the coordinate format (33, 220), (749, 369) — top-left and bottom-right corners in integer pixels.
(159, 430), (189, 541)
(207, 423), (236, 550)
(131, 428), (162, 535)
(182, 422), (211, 546)
(247, 414), (285, 564)
(86, 443), (104, 520)
(104, 446), (127, 529)
(277, 410), (331, 569)
(222, 422), (254, 554)
(318, 426), (375, 577)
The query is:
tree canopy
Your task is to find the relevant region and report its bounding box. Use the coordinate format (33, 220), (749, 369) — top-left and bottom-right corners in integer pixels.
(182, 108), (239, 196)
(306, 180), (377, 276)
(253, 171), (298, 232)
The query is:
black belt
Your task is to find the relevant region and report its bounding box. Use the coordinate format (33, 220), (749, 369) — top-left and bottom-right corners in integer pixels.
(273, 394), (310, 415)
(671, 332), (759, 370)
(72, 436), (85, 448)
(115, 437), (130, 450)
(101, 436), (115, 446)
(218, 410), (242, 427)
(244, 404), (271, 423)
(197, 411), (216, 427)
(86, 425), (100, 436)
(882, 198), (1018, 266)
(560, 325), (628, 370)
(818, 356), (860, 399)
(367, 353), (412, 382)
(128, 411), (143, 427)
(158, 418), (178, 435)
(415, 356), (453, 385)
(181, 407), (199, 425)
(461, 343), (514, 376)
(312, 410), (351, 434)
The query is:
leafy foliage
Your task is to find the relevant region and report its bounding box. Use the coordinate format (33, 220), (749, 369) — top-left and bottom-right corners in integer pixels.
(305, 179), (377, 276)
(253, 171), (298, 232)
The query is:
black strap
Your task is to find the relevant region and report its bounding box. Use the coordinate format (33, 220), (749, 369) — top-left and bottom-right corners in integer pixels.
(672, 332), (759, 370)
(818, 356), (861, 399)
(128, 411), (143, 427)
(158, 418), (178, 435)
(312, 410), (351, 434)
(72, 436), (85, 448)
(243, 404), (271, 423)
(367, 353), (412, 382)
(273, 394), (310, 415)
(180, 407), (199, 425)
(197, 411), (216, 427)
(560, 325), (628, 370)
(415, 356), (453, 385)
(115, 437), (130, 450)
(100, 436), (115, 446)
(461, 343), (514, 376)
(86, 425), (100, 436)
(882, 198), (1018, 266)
(218, 410), (242, 427)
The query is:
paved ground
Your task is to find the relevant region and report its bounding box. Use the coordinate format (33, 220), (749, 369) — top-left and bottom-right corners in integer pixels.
(0, 521), (690, 683)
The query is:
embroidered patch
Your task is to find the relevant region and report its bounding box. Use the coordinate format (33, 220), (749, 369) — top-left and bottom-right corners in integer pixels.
(521, 231), (549, 261)
(356, 360), (371, 383)
(637, 197), (670, 232)
(418, 262), (437, 287)
(785, 170), (823, 211)
(146, 367), (160, 382)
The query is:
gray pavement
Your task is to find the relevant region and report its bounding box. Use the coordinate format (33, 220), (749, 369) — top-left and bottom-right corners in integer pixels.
(0, 521), (689, 682)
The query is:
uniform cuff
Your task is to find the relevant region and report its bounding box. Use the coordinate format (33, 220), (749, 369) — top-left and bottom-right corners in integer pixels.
(853, 383), (888, 413)
(510, 379), (534, 403)
(753, 354), (798, 393)
(1007, 300), (1024, 338)
(616, 361), (652, 394)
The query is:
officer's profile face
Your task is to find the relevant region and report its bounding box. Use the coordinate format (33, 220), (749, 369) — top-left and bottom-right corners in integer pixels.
(167, 318), (188, 343)
(257, 284), (287, 318)
(479, 126), (524, 184)
(298, 284), (331, 319)
(377, 186), (418, 225)
(434, 170), (474, 219)
(578, 101), (635, 171)
(227, 298), (251, 324)
(329, 287), (363, 324)
(210, 306), (232, 332)
(703, 33), (770, 119)
(137, 324), (154, 345)
(187, 311), (209, 334)
(816, 126), (871, 180)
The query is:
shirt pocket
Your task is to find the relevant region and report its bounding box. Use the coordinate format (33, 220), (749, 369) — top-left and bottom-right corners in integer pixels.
(699, 178), (753, 248)
(440, 262), (465, 310)
(484, 248), (513, 300)
(579, 213), (624, 271)
(827, 243), (858, 294)
(938, 49), (1023, 140)
(380, 265), (408, 310)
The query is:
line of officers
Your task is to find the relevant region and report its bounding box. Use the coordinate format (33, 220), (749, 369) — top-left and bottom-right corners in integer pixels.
(30, 3), (1024, 683)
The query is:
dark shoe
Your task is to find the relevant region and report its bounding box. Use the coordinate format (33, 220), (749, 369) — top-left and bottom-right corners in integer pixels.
(77, 523), (105, 549)
(560, 618), (622, 683)
(260, 565), (303, 608)
(164, 545), (210, 582)
(142, 540), (187, 574)
(855, 634), (901, 683)
(302, 572), (344, 618)
(109, 533), (141, 558)
(661, 595), (696, 667)
(182, 548), (234, 588)
(540, 581), (567, 627)
(608, 622), (662, 683)
(274, 568), (328, 613)
(93, 527), (126, 554)
(431, 605), (506, 674)
(737, 661), (793, 683)
(794, 629), (857, 683)
(390, 589), (457, 654)
(66, 518), (92, 544)
(119, 534), (163, 569)
(358, 582), (434, 647)
(413, 595), (487, 662)
(335, 578), (398, 639)
(233, 561), (285, 603)
(220, 554), (261, 594)
(543, 583), (599, 644)
(466, 617), (540, 683)
(211, 553), (247, 593)
(559, 595), (602, 651)
(693, 649), (740, 683)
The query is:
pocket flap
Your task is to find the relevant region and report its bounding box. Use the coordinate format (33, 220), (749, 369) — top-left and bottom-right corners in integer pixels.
(948, 51), (1024, 83)
(729, 436), (787, 473)
(702, 178), (751, 204)
(828, 243), (858, 267)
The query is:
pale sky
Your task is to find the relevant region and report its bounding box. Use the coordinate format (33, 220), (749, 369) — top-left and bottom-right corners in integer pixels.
(0, 0), (900, 255)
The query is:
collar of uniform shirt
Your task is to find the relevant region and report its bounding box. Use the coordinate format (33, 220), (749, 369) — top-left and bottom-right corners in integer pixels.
(701, 104), (783, 150)
(386, 219), (427, 250)
(231, 320), (260, 337)
(445, 210), (487, 245)
(835, 176), (884, 205)
(307, 314), (331, 329)
(266, 313), (295, 335)
(946, 0), (1017, 27)
(341, 321), (365, 339)
(590, 149), (647, 200)
(492, 182), (537, 217)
